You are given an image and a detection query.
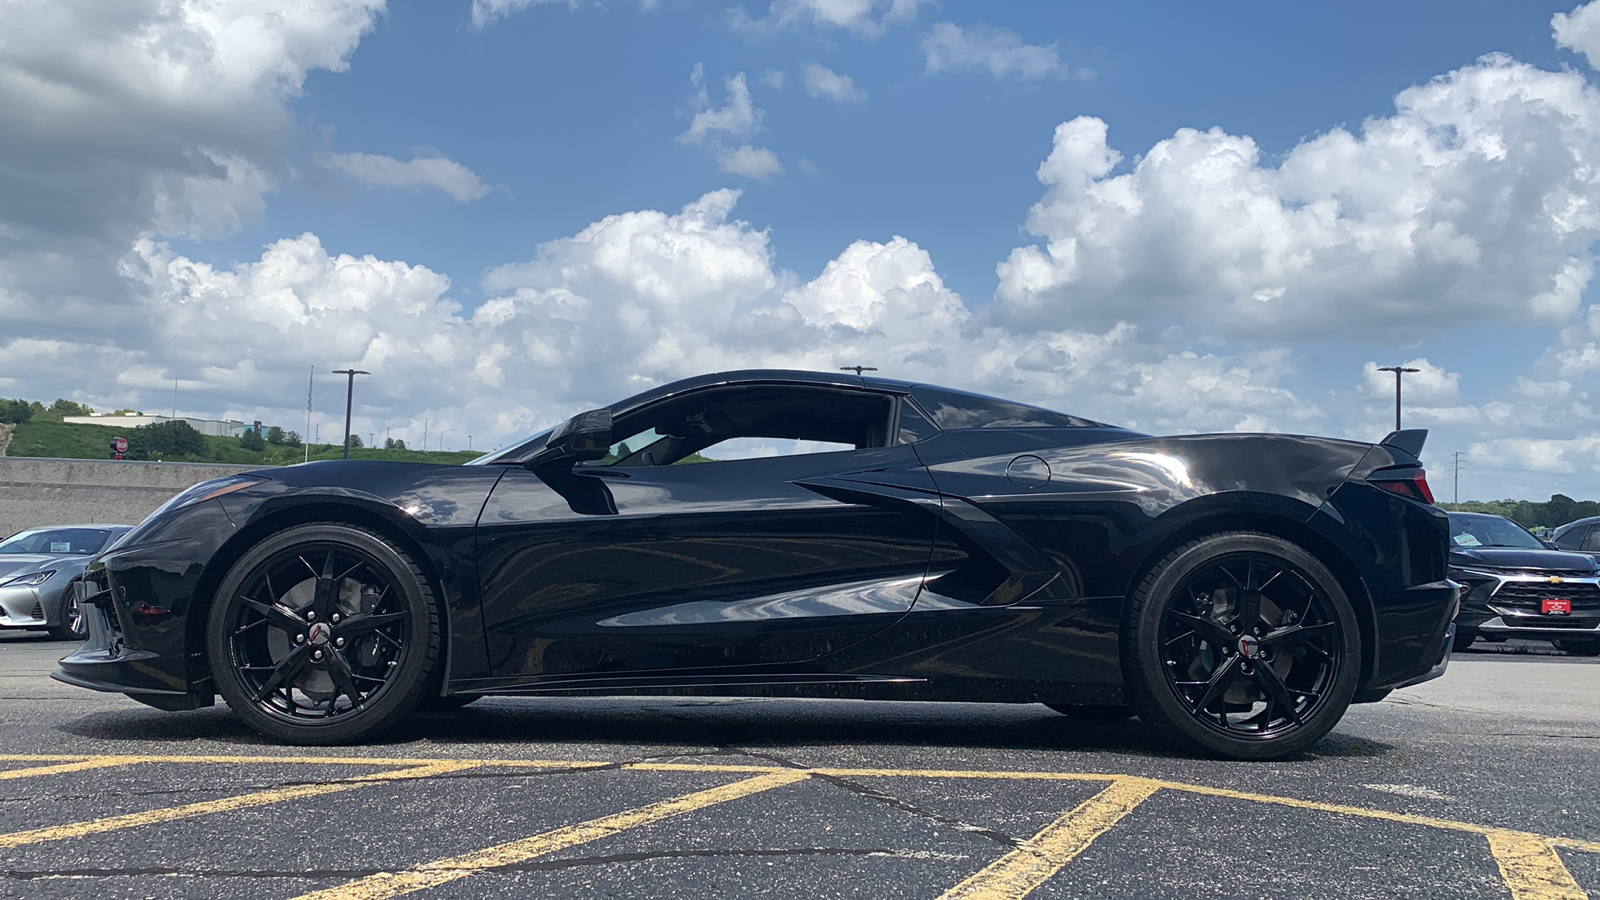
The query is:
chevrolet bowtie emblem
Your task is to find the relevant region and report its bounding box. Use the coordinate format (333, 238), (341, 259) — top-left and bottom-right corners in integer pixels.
(1549, 576), (1565, 584)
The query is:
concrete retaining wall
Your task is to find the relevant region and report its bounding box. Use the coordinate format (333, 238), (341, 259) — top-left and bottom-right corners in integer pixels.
(0, 458), (269, 537)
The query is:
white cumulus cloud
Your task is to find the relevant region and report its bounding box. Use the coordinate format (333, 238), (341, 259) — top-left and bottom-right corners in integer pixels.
(717, 145), (783, 178)
(993, 55), (1600, 342)
(803, 63), (868, 103)
(679, 67), (761, 144)
(922, 22), (1067, 80)
(1555, 0), (1600, 70)
(326, 152), (491, 201)
(729, 0), (929, 38)
(469, 0), (577, 29)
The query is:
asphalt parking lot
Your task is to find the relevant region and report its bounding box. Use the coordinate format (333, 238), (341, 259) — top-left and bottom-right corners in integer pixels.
(1, 633), (1597, 899)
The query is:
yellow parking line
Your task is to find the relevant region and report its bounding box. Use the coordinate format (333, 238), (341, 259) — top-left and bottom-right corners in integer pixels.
(291, 770), (812, 900)
(0, 760), (478, 849)
(936, 778), (1162, 900)
(0, 756), (143, 780)
(1489, 832), (1591, 900)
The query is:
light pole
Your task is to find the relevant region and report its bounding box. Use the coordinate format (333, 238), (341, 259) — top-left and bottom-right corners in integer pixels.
(331, 369), (369, 459)
(1377, 365), (1420, 431)
(840, 365), (878, 376)
(440, 429), (452, 452)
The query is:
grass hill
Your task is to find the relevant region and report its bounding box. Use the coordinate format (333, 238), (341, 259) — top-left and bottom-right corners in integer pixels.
(5, 419), (481, 466)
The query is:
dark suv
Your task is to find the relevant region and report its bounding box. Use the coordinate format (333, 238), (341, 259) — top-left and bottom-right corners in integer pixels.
(1450, 512), (1600, 656)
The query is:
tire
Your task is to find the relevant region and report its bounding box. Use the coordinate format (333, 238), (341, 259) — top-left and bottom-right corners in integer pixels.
(419, 693), (481, 712)
(1122, 532), (1362, 760)
(46, 585), (88, 641)
(1045, 703), (1135, 722)
(206, 523), (440, 744)
(1555, 639), (1600, 657)
(1452, 628), (1476, 653)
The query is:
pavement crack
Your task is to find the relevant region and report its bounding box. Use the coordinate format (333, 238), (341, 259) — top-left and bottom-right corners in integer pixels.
(810, 773), (1023, 849)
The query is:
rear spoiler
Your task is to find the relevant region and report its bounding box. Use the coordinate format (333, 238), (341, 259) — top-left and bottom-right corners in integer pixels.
(1380, 429), (1427, 460)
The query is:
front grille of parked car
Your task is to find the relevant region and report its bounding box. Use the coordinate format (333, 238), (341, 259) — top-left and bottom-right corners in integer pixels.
(1493, 580), (1600, 612)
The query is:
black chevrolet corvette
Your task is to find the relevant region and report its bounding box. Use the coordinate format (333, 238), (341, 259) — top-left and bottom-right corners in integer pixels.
(57, 370), (1457, 759)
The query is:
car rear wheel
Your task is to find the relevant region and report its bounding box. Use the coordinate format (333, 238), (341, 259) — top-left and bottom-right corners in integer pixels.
(1452, 627), (1477, 652)
(206, 523), (440, 744)
(1123, 532), (1361, 760)
(1555, 638), (1600, 657)
(1045, 703), (1135, 722)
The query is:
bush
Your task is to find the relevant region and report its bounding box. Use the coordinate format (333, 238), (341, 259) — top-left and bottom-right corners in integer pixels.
(129, 420), (206, 460)
(240, 428), (266, 451)
(0, 399), (34, 424)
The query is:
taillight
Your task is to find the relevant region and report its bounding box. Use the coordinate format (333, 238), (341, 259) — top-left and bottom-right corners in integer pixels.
(1370, 467), (1435, 504)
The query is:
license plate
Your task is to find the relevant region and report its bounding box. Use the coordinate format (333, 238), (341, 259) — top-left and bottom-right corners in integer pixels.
(1543, 597), (1573, 615)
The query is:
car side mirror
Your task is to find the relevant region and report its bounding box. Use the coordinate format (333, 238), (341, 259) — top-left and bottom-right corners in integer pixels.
(544, 408), (612, 462)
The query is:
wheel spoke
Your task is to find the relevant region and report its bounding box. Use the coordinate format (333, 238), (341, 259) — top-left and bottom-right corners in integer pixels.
(1253, 661), (1305, 727)
(1261, 621), (1335, 648)
(1236, 561), (1262, 632)
(1191, 655), (1240, 714)
(337, 611), (406, 636)
(240, 597), (306, 633)
(311, 550), (342, 619)
(252, 643), (312, 702)
(326, 650), (364, 709)
(1167, 610), (1234, 646)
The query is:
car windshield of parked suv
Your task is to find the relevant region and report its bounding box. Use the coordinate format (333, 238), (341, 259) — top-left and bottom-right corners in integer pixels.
(0, 527), (118, 555)
(1447, 513), (1545, 549)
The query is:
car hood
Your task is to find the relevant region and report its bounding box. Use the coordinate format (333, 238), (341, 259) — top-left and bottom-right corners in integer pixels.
(0, 554), (73, 579)
(1450, 547), (1600, 573)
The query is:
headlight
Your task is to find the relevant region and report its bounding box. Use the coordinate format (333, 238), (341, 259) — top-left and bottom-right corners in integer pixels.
(0, 570), (55, 588)
(1453, 566), (1503, 580)
(147, 474), (264, 519)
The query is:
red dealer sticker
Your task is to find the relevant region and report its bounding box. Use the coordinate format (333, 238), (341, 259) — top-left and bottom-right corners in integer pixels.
(1542, 597), (1573, 616)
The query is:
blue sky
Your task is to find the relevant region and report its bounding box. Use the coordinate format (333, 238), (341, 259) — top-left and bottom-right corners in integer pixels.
(6, 0), (1600, 500)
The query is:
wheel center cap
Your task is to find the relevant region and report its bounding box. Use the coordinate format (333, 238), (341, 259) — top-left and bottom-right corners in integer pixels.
(1237, 635), (1261, 658)
(308, 622), (333, 646)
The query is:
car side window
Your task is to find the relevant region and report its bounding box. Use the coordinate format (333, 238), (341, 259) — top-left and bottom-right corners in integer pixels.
(591, 386), (894, 467)
(1582, 529), (1600, 553)
(1555, 527), (1586, 550)
(909, 386), (1102, 429)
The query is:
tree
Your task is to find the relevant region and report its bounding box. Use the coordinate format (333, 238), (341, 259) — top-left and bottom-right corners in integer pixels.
(264, 426), (287, 445)
(346, 433), (364, 449)
(0, 399), (33, 424)
(130, 420), (205, 459)
(282, 430), (303, 447)
(239, 428), (266, 451)
(47, 399), (94, 419)
(384, 437), (407, 450)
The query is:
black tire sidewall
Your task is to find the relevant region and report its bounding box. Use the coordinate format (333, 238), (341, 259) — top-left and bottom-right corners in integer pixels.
(1123, 532), (1362, 760)
(205, 523), (439, 745)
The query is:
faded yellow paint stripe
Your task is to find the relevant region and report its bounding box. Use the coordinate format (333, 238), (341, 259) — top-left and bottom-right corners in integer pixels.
(291, 769), (811, 900)
(0, 753), (607, 768)
(0, 756), (143, 780)
(938, 778), (1162, 900)
(0, 760), (477, 849)
(1490, 832), (1591, 900)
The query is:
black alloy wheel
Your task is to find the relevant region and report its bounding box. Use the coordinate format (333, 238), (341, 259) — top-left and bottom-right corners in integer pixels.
(47, 584), (88, 641)
(206, 523), (439, 744)
(1123, 532), (1360, 760)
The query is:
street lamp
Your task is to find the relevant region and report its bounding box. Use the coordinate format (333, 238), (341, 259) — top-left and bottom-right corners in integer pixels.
(331, 369), (369, 459)
(1376, 365), (1420, 431)
(840, 366), (878, 376)
(440, 429), (452, 452)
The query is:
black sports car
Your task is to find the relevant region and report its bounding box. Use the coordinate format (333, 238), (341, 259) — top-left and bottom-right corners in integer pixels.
(57, 370), (1457, 759)
(1448, 511), (1600, 656)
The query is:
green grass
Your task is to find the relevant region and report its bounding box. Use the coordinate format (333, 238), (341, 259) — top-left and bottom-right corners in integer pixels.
(7, 419), (480, 466)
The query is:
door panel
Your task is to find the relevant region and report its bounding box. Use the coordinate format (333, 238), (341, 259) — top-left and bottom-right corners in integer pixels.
(476, 445), (939, 679)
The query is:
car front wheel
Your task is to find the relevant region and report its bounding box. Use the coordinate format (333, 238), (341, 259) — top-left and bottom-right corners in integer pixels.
(1122, 532), (1361, 760)
(1555, 638), (1600, 657)
(206, 523), (440, 744)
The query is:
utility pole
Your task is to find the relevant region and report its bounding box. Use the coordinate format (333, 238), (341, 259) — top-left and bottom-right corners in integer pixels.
(840, 365), (878, 376)
(331, 369), (369, 460)
(305, 367), (313, 464)
(1377, 365), (1420, 431)
(1453, 451), (1463, 507)
(423, 417), (428, 451)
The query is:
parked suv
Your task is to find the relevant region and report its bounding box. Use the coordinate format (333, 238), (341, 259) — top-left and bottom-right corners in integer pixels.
(1451, 512), (1600, 656)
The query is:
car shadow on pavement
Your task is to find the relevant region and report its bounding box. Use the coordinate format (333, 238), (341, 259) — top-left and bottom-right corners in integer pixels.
(57, 695), (1396, 762)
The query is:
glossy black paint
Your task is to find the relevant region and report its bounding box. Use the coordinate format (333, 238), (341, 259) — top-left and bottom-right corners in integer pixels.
(57, 369), (1456, 715)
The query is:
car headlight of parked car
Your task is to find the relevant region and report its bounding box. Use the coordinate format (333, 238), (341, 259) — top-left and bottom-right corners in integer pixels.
(0, 570), (55, 588)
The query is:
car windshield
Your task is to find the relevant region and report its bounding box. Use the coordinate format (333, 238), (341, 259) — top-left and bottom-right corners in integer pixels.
(0, 527), (118, 555)
(1448, 514), (1546, 550)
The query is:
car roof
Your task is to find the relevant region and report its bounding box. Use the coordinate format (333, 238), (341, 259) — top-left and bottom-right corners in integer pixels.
(1553, 516), (1600, 537)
